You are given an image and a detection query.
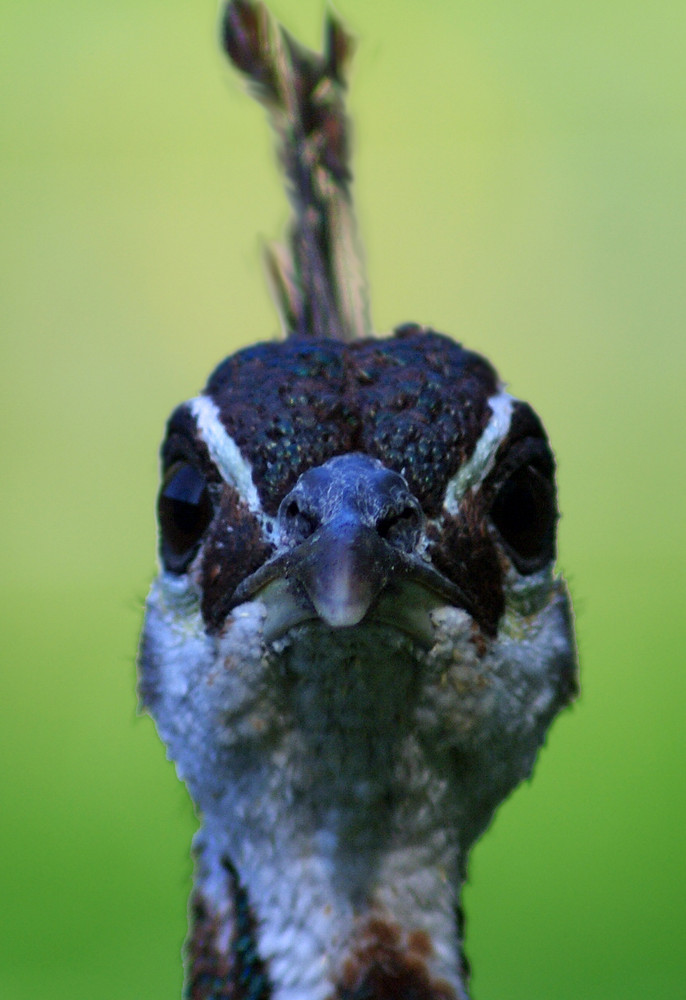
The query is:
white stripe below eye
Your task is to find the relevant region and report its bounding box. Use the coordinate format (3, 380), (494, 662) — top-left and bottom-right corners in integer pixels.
(443, 390), (514, 513)
(190, 394), (263, 514)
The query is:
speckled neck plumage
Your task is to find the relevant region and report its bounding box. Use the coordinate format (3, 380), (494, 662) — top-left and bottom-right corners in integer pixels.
(138, 4), (577, 999)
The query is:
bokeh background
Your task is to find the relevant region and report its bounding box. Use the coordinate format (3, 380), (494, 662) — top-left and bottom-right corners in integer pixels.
(2, 1), (684, 997)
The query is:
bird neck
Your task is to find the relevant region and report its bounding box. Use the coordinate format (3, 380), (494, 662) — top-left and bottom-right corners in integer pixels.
(171, 618), (480, 1000)
(187, 818), (470, 1000)
(146, 581), (575, 1000)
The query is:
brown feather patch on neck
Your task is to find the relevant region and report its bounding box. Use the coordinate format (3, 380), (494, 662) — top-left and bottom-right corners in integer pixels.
(332, 917), (459, 1000)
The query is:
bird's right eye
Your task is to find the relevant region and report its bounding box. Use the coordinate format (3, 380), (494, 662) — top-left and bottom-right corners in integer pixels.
(158, 462), (214, 572)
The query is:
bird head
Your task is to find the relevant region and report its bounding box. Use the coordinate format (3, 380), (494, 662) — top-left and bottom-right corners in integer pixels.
(139, 4), (577, 999)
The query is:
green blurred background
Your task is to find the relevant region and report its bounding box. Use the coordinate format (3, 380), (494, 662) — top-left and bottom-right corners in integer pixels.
(2, 1), (684, 997)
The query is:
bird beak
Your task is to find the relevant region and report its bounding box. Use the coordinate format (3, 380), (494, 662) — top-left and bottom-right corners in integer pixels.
(234, 529), (451, 651)
(228, 454), (480, 644)
(277, 517), (398, 629)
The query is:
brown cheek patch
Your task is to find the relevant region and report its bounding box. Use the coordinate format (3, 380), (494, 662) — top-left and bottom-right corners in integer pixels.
(333, 917), (457, 1000)
(201, 487), (273, 633)
(427, 496), (504, 638)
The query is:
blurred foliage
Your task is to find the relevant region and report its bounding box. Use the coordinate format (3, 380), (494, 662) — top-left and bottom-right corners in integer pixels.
(1, 1), (683, 997)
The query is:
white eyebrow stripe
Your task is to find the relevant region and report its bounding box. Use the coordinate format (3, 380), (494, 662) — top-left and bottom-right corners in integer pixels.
(189, 394), (262, 514)
(443, 390), (514, 514)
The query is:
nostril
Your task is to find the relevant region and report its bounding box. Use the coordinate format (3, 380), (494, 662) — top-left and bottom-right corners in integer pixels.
(376, 505), (422, 551)
(281, 496), (319, 543)
(284, 500), (300, 521)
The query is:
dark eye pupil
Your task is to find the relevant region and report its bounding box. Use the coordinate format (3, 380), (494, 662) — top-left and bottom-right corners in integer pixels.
(158, 462), (213, 572)
(490, 464), (556, 570)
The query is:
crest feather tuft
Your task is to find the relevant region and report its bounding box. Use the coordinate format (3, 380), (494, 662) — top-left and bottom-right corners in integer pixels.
(221, 0), (371, 342)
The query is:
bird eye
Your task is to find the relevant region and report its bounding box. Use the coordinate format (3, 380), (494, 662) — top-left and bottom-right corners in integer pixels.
(489, 463), (556, 572)
(158, 462), (214, 572)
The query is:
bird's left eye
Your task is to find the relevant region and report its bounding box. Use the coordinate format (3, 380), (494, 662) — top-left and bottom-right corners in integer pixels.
(158, 462), (213, 572)
(489, 462), (556, 572)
